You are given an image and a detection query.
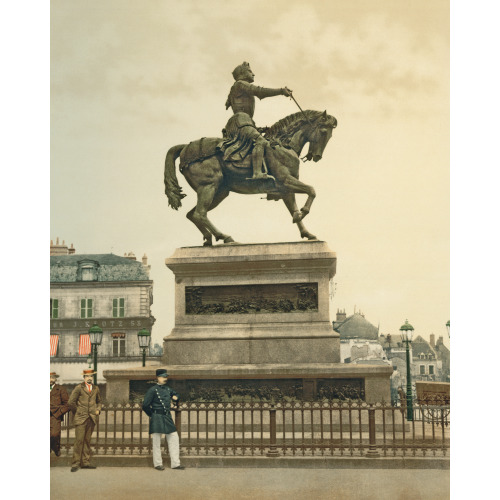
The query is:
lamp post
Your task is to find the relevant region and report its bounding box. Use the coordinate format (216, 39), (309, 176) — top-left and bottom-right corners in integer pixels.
(88, 323), (103, 385)
(137, 328), (151, 367)
(446, 320), (450, 338)
(400, 319), (414, 421)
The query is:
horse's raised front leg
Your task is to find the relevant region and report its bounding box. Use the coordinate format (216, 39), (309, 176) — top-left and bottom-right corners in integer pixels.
(282, 193), (318, 240)
(281, 176), (316, 223)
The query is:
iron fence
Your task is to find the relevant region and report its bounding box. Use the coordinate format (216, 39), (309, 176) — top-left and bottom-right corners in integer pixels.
(59, 400), (449, 458)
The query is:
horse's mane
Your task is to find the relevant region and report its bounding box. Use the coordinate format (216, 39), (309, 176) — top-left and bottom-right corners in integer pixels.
(265, 110), (325, 144)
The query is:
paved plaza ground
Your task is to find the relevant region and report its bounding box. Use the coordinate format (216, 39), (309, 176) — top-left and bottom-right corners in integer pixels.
(50, 466), (449, 500)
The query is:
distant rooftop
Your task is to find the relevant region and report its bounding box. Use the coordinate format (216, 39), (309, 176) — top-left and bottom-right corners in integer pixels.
(333, 312), (379, 340)
(50, 253), (150, 282)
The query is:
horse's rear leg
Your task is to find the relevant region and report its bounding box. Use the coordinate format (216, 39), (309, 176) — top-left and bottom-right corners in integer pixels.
(207, 188), (234, 243)
(192, 185), (234, 245)
(187, 207), (213, 246)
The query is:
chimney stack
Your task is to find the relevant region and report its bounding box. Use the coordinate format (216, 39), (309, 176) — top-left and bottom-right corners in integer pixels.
(430, 334), (435, 347)
(336, 308), (347, 322)
(50, 237), (75, 256)
(142, 253), (151, 277)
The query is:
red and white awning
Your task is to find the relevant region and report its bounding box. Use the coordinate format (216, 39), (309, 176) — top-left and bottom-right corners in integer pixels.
(50, 335), (59, 356)
(79, 334), (91, 355)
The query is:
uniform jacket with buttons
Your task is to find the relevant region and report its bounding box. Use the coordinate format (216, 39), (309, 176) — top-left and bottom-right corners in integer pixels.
(68, 382), (102, 426)
(142, 384), (179, 435)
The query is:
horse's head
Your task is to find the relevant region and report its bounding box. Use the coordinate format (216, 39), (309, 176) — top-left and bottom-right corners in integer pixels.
(304, 111), (337, 162)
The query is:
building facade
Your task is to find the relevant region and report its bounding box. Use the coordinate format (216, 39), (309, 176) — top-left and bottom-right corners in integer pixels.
(50, 241), (160, 387)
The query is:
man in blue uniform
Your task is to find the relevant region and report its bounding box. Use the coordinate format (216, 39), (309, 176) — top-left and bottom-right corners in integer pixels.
(142, 369), (184, 470)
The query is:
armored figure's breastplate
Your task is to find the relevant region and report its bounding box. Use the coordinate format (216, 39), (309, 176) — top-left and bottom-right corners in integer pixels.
(230, 89), (255, 117)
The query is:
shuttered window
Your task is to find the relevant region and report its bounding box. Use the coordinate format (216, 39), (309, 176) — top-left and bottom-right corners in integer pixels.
(81, 298), (93, 318)
(51, 299), (59, 319)
(112, 298), (125, 318)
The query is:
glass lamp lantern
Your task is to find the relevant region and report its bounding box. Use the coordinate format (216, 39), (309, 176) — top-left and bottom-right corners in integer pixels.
(137, 328), (151, 349)
(88, 323), (103, 346)
(399, 319), (414, 343)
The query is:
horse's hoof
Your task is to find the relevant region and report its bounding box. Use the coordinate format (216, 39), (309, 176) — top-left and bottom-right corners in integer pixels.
(300, 209), (310, 220)
(292, 211), (302, 223)
(301, 233), (317, 241)
(223, 236), (235, 243)
(203, 238), (213, 247)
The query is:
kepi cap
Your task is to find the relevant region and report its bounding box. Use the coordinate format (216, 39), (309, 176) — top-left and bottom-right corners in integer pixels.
(156, 368), (169, 378)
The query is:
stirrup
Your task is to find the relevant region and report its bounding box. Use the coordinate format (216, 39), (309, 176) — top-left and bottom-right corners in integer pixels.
(246, 174), (276, 182)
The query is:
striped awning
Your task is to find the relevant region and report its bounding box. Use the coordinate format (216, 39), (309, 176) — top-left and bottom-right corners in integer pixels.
(79, 334), (91, 355)
(50, 335), (59, 356)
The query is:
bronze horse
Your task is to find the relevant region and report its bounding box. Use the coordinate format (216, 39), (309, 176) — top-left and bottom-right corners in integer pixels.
(164, 110), (337, 246)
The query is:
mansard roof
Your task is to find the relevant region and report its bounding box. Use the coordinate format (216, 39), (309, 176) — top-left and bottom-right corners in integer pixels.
(333, 313), (379, 340)
(50, 253), (150, 282)
(411, 335), (436, 357)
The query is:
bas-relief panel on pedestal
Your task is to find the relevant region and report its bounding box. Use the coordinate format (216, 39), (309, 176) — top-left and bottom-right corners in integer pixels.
(130, 378), (365, 403)
(185, 283), (318, 315)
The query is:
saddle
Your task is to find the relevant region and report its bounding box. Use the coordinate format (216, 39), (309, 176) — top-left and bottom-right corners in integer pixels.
(179, 138), (221, 172)
(179, 137), (253, 173)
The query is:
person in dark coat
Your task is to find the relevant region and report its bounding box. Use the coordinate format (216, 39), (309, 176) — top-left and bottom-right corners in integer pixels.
(142, 369), (184, 470)
(68, 369), (102, 472)
(50, 372), (69, 456)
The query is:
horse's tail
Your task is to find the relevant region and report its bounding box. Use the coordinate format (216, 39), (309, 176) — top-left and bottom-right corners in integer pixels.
(164, 144), (187, 210)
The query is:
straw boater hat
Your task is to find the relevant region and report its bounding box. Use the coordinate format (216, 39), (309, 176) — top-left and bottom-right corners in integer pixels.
(82, 369), (96, 376)
(50, 372), (60, 378)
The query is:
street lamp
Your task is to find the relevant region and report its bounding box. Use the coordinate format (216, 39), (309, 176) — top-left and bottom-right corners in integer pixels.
(88, 323), (103, 385)
(137, 328), (151, 367)
(400, 319), (414, 421)
(446, 320), (450, 338)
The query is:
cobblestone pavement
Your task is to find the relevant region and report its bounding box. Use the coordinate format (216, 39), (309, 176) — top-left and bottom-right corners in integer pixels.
(51, 466), (449, 500)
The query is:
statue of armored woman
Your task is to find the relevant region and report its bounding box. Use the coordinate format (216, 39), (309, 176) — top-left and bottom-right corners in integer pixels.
(220, 61), (292, 180)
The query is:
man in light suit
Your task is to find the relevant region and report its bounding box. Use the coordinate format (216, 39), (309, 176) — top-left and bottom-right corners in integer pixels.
(68, 369), (102, 472)
(50, 372), (69, 456)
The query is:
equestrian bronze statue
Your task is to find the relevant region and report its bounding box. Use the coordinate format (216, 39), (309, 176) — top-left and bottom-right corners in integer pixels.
(164, 62), (337, 246)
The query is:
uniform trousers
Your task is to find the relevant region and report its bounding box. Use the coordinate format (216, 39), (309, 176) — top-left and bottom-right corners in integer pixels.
(72, 417), (95, 467)
(152, 432), (180, 468)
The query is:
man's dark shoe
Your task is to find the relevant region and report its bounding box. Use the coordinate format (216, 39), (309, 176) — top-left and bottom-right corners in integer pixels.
(172, 465), (185, 470)
(154, 465), (165, 471)
(70, 467), (79, 472)
(81, 465), (97, 469)
(55, 450), (61, 457)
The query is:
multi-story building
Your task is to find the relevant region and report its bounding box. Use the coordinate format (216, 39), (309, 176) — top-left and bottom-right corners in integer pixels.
(379, 332), (449, 403)
(50, 240), (160, 389)
(411, 335), (443, 382)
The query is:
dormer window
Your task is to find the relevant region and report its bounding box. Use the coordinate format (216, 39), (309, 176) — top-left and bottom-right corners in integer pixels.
(77, 260), (99, 281)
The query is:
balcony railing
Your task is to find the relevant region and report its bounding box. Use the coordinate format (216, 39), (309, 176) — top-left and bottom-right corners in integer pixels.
(58, 400), (450, 458)
(50, 355), (162, 361)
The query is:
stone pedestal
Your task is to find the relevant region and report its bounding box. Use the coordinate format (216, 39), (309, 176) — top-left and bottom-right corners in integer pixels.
(104, 241), (392, 404)
(163, 241), (339, 367)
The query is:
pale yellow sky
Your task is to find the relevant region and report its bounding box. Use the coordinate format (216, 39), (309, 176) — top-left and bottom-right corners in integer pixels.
(50, 0), (450, 347)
